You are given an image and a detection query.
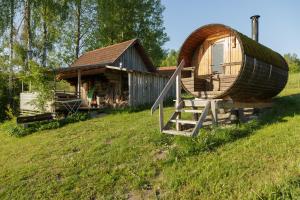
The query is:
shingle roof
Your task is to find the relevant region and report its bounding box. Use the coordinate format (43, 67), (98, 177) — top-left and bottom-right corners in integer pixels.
(71, 39), (137, 68)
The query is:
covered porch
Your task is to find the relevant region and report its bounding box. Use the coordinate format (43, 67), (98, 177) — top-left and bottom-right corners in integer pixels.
(56, 65), (130, 109)
(56, 64), (175, 109)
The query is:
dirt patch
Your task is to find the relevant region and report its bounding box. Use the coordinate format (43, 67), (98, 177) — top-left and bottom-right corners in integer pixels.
(105, 138), (113, 145)
(153, 149), (168, 161)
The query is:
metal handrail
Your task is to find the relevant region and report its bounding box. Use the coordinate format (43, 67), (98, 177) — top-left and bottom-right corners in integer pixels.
(151, 59), (185, 114)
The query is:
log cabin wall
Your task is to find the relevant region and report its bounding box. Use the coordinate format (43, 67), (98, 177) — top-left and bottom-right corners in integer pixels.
(114, 46), (148, 72)
(196, 32), (242, 76)
(128, 72), (175, 107)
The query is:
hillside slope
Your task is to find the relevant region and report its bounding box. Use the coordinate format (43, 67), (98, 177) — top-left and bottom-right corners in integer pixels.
(0, 76), (300, 199)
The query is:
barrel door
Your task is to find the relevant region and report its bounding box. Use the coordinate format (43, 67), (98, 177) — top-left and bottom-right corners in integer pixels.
(211, 42), (224, 74)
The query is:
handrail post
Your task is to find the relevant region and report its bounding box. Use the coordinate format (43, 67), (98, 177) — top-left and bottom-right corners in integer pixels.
(151, 59), (185, 114)
(159, 103), (164, 132)
(175, 68), (181, 131)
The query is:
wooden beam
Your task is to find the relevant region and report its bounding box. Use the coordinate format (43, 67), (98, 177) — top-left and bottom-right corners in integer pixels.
(176, 70), (181, 131)
(17, 113), (53, 124)
(77, 69), (81, 98)
(218, 100), (273, 109)
(128, 72), (132, 106)
(192, 101), (211, 137)
(58, 68), (106, 79)
(159, 103), (164, 132)
(211, 100), (218, 125)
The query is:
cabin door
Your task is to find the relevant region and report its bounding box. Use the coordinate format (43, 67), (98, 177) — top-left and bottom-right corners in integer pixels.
(211, 43), (224, 74)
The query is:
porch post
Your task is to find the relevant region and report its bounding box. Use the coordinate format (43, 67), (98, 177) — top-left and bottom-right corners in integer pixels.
(128, 72), (132, 106)
(77, 69), (81, 98)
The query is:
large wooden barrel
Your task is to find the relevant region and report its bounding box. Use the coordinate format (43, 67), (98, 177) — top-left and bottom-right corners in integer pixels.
(178, 24), (288, 101)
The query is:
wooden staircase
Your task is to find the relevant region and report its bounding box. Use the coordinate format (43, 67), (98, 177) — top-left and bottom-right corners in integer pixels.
(161, 99), (213, 136)
(151, 59), (221, 137)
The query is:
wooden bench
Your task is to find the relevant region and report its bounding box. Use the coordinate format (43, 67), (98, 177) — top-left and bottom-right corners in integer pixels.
(17, 113), (54, 124)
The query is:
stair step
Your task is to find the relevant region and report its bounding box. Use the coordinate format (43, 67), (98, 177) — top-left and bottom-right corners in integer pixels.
(182, 99), (209, 107)
(162, 129), (193, 136)
(170, 119), (197, 125)
(176, 109), (203, 113)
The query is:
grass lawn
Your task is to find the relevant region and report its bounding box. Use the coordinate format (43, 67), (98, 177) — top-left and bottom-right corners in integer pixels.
(0, 74), (300, 199)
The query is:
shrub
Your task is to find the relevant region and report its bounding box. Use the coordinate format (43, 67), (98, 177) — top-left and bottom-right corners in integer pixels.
(9, 113), (90, 137)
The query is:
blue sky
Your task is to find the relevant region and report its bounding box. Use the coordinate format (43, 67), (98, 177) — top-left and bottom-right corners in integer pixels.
(161, 0), (300, 56)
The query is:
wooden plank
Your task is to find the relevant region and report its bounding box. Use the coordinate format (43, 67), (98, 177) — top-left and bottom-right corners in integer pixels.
(77, 69), (81, 98)
(176, 68), (182, 131)
(128, 72), (132, 106)
(162, 129), (192, 136)
(17, 113), (53, 124)
(211, 100), (218, 125)
(218, 100), (273, 109)
(176, 109), (203, 113)
(170, 119), (197, 125)
(159, 103), (164, 132)
(182, 99), (208, 107)
(192, 101), (211, 137)
(58, 68), (106, 79)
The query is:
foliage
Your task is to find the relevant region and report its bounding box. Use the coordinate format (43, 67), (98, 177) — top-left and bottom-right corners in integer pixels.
(55, 79), (75, 92)
(8, 112), (90, 137)
(20, 61), (55, 111)
(0, 57), (21, 121)
(285, 72), (300, 90)
(96, 0), (169, 66)
(160, 49), (178, 66)
(0, 73), (10, 122)
(284, 53), (300, 73)
(57, 0), (98, 67)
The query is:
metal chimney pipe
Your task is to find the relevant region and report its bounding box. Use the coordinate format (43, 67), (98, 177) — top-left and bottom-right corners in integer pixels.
(250, 15), (260, 42)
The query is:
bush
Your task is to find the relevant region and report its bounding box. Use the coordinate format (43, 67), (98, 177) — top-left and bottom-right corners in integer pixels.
(9, 113), (90, 137)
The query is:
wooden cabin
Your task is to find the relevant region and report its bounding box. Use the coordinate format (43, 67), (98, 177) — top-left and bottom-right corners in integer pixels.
(56, 39), (175, 108)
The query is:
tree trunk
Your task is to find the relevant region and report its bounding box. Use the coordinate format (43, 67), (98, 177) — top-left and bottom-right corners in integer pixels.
(24, 0), (32, 69)
(9, 0), (15, 105)
(42, 5), (48, 67)
(75, 0), (81, 59)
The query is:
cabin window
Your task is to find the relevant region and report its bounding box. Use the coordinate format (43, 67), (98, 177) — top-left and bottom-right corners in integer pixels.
(211, 42), (224, 74)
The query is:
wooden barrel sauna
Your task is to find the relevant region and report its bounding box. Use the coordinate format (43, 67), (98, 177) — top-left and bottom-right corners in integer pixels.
(178, 24), (288, 101)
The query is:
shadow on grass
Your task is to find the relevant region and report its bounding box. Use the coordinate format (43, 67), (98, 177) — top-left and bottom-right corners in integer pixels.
(151, 93), (300, 162)
(103, 98), (174, 115)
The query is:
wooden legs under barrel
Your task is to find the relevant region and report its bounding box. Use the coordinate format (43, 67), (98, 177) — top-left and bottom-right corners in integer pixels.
(230, 108), (246, 124)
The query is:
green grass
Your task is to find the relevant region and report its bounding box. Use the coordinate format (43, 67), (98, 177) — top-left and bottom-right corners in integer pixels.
(0, 74), (300, 199)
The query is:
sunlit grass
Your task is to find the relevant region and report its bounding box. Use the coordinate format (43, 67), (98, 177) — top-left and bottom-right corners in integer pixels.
(0, 73), (300, 199)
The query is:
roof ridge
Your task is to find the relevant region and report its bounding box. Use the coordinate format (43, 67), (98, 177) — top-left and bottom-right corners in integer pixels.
(86, 38), (137, 54)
